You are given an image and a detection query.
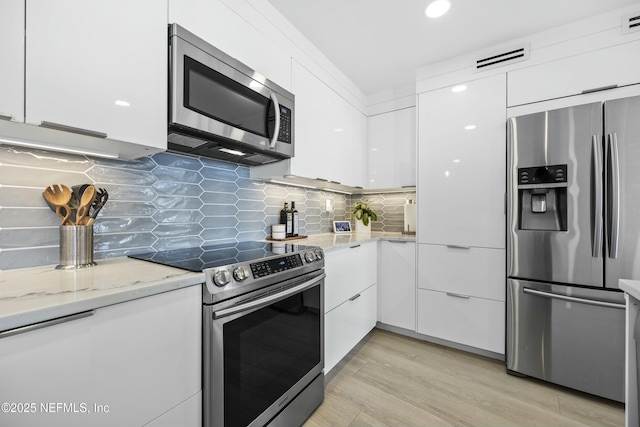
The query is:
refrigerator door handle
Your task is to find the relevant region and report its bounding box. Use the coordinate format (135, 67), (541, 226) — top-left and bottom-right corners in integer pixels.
(592, 135), (603, 258)
(523, 287), (625, 310)
(608, 133), (621, 259)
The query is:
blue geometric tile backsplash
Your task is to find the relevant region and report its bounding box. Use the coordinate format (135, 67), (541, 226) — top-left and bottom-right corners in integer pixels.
(0, 145), (415, 271)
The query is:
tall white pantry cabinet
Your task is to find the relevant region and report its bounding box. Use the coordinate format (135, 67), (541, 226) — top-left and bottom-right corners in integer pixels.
(416, 74), (506, 355)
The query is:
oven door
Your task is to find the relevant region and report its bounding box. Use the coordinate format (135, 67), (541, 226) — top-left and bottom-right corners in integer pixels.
(204, 271), (325, 427)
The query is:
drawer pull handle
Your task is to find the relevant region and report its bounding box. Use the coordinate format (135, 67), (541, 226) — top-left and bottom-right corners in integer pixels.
(40, 121), (108, 139)
(0, 310), (95, 339)
(349, 293), (361, 301)
(350, 244), (361, 249)
(446, 245), (470, 250)
(446, 292), (470, 299)
(0, 112), (13, 121)
(581, 84), (618, 94)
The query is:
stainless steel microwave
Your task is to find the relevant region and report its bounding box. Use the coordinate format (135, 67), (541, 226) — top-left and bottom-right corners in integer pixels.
(168, 24), (294, 166)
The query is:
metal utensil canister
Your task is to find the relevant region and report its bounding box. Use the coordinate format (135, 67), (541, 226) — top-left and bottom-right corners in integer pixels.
(56, 225), (97, 270)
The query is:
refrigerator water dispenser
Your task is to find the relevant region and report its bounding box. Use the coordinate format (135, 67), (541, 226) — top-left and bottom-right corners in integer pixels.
(518, 165), (568, 231)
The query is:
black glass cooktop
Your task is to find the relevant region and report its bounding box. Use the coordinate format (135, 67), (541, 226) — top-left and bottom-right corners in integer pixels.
(128, 241), (315, 272)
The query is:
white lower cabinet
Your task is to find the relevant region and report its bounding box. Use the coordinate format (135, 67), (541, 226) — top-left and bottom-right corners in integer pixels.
(416, 243), (505, 355)
(325, 242), (377, 312)
(325, 284), (377, 373)
(378, 240), (416, 331)
(324, 241), (378, 373)
(0, 286), (201, 427)
(417, 288), (504, 354)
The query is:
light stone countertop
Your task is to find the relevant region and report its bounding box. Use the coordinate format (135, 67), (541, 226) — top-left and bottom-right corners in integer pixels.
(0, 257), (203, 333)
(294, 232), (415, 252)
(619, 279), (640, 302)
(0, 233), (414, 334)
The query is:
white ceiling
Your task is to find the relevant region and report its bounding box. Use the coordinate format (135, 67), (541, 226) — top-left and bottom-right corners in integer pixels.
(266, 0), (640, 96)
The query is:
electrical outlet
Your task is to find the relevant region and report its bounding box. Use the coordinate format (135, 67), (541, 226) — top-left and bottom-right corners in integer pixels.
(325, 199), (332, 212)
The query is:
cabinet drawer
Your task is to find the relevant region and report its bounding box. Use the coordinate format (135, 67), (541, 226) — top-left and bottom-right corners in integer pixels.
(508, 39), (640, 107)
(417, 244), (505, 301)
(417, 288), (504, 354)
(325, 241), (377, 312)
(325, 284), (377, 373)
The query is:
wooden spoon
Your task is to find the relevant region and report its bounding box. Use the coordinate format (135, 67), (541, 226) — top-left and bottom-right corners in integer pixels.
(43, 184), (73, 226)
(75, 185), (96, 226)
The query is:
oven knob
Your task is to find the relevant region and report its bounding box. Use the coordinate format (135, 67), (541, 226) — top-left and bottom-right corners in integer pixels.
(314, 250), (323, 260)
(213, 269), (231, 287)
(233, 266), (248, 282)
(304, 252), (316, 263)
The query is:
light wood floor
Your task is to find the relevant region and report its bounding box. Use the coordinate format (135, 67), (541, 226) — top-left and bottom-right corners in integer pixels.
(304, 329), (624, 427)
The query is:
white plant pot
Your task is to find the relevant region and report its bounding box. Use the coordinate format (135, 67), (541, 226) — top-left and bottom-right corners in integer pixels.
(354, 219), (371, 234)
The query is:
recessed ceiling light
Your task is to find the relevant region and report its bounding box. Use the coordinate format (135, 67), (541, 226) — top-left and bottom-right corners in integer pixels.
(451, 84), (467, 93)
(465, 125), (476, 130)
(425, 0), (451, 18)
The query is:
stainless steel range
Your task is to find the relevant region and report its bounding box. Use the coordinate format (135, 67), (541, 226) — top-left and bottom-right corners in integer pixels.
(130, 241), (325, 427)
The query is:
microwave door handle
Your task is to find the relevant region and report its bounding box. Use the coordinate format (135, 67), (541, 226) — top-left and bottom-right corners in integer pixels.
(269, 92), (281, 149)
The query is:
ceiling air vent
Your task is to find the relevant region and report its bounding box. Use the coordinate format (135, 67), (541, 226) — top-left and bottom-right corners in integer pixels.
(473, 44), (530, 72)
(622, 11), (640, 34)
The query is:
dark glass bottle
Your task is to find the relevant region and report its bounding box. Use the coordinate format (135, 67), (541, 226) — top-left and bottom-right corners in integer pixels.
(291, 201), (299, 237)
(280, 202), (289, 229)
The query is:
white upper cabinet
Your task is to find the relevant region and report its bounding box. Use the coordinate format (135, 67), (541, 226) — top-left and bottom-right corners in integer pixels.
(368, 107), (416, 189)
(290, 60), (366, 188)
(23, 0), (167, 156)
(290, 60), (330, 182)
(332, 100), (366, 188)
(0, 0), (24, 123)
(508, 39), (640, 107)
(417, 74), (506, 249)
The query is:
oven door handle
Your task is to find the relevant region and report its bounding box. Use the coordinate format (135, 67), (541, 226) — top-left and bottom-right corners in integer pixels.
(213, 272), (326, 319)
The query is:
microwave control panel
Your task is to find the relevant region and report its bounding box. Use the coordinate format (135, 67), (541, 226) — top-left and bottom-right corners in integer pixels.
(278, 106), (292, 144)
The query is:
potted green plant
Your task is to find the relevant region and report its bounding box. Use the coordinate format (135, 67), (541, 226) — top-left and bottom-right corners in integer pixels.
(352, 200), (377, 234)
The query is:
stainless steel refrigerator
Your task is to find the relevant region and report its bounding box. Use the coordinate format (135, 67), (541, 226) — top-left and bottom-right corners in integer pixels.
(506, 95), (640, 403)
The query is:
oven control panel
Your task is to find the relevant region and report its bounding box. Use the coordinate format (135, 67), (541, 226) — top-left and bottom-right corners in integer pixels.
(250, 254), (303, 278)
